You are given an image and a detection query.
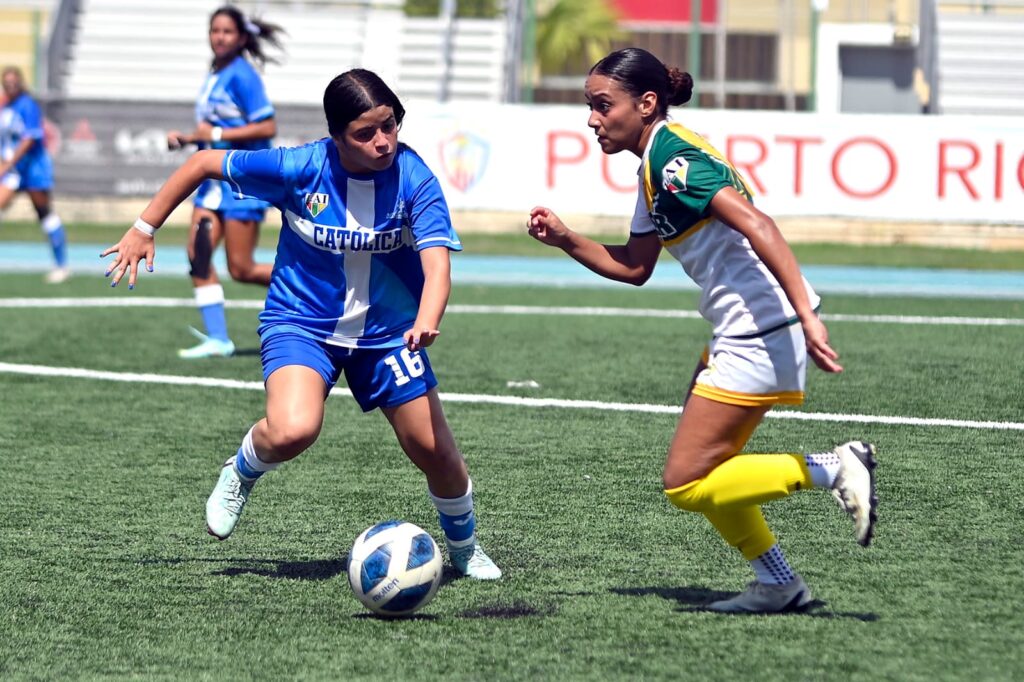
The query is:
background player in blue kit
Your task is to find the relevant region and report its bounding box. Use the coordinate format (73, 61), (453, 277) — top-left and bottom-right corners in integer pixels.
(102, 68), (501, 580)
(0, 66), (69, 284)
(167, 6), (283, 359)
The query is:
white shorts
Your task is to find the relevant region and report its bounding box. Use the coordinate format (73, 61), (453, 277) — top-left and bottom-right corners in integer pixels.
(692, 322), (807, 407)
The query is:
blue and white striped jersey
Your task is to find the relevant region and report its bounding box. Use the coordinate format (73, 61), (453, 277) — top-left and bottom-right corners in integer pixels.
(224, 138), (463, 348)
(0, 92), (46, 170)
(195, 55), (274, 151)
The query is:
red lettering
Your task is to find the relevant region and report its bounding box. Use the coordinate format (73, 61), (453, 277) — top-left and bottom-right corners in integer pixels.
(995, 142), (1004, 200)
(601, 154), (635, 193)
(546, 131), (589, 188)
(831, 137), (897, 198)
(938, 140), (980, 199)
(1018, 153), (1024, 192)
(725, 135), (767, 194)
(776, 135), (823, 196)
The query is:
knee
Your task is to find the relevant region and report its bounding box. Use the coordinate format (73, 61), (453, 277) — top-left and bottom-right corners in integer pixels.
(264, 418), (320, 459)
(226, 259), (259, 283)
(664, 480), (704, 512)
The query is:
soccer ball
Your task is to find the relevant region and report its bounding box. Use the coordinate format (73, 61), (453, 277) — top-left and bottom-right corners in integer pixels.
(347, 520), (443, 617)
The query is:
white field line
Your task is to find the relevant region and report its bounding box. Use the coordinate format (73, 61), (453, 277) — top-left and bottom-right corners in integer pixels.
(1, 361), (1022, 432)
(1, 297), (1023, 327)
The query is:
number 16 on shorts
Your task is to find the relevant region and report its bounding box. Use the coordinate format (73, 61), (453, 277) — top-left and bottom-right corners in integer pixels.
(384, 348), (426, 386)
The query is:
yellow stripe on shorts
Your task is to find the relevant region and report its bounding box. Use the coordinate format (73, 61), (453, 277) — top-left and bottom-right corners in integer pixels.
(692, 384), (804, 407)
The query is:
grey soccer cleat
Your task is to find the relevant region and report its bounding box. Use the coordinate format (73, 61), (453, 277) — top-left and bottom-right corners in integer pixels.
(707, 575), (813, 614)
(205, 457), (254, 540)
(832, 441), (878, 547)
(448, 540), (502, 580)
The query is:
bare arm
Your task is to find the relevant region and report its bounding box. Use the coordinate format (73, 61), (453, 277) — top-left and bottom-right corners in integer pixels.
(168, 118), (277, 149)
(101, 150), (228, 288)
(406, 246), (452, 351)
(709, 187), (842, 373)
(0, 137), (36, 175)
(527, 206), (661, 286)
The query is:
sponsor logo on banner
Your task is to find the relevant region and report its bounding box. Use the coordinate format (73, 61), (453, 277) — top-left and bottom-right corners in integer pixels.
(304, 192), (329, 217)
(439, 132), (489, 192)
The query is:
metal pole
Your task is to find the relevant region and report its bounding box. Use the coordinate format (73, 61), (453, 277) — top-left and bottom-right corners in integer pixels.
(522, 0), (536, 103)
(689, 0), (701, 107)
(439, 0), (456, 102)
(715, 0), (726, 108)
(809, 2), (822, 111)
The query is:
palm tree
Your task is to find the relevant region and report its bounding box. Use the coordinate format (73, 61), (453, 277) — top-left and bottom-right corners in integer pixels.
(535, 0), (623, 75)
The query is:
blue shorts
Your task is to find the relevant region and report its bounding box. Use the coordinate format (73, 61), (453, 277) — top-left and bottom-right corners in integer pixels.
(260, 329), (438, 412)
(195, 179), (267, 223)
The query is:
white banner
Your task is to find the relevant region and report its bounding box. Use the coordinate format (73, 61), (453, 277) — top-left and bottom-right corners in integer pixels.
(400, 104), (1024, 224)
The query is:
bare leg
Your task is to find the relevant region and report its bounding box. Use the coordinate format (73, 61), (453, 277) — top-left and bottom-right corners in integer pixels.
(222, 217), (272, 285)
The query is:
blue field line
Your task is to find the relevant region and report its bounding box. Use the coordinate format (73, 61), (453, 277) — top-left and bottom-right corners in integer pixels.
(2, 241), (1024, 299)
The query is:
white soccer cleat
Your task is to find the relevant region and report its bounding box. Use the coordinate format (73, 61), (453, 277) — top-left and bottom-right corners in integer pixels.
(178, 327), (235, 359)
(832, 441), (878, 547)
(707, 575), (813, 614)
(44, 267), (70, 284)
(448, 540), (502, 580)
(205, 457), (254, 540)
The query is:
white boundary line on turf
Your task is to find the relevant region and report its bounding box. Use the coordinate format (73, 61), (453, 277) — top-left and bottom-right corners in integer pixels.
(1, 297), (1023, 326)
(2, 361), (1022, 432)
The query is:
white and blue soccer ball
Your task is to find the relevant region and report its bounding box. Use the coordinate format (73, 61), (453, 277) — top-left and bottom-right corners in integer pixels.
(347, 520), (443, 617)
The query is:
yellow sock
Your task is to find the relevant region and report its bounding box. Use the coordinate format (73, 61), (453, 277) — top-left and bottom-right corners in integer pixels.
(703, 506), (778, 560)
(664, 453), (813, 513)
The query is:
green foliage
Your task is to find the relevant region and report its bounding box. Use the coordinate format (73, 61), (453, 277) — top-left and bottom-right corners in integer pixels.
(535, 0), (624, 74)
(404, 0), (500, 19)
(1, 274), (1023, 678)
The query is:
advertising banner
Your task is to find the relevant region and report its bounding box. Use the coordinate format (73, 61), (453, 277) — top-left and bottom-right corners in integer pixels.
(48, 100), (1024, 224)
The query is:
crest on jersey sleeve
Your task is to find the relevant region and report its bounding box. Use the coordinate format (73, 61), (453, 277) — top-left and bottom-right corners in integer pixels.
(304, 193), (329, 218)
(661, 157), (690, 194)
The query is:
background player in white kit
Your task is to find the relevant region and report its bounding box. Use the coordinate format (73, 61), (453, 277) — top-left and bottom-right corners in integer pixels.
(167, 6), (282, 359)
(102, 68), (500, 580)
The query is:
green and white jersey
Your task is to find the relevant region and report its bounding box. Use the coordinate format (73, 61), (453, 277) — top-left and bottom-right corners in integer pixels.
(631, 120), (819, 338)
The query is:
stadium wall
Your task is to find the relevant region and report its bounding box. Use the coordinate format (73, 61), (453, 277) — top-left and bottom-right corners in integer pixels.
(9, 100), (1023, 250)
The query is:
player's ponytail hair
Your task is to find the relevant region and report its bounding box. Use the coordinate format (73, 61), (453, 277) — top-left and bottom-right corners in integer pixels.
(590, 47), (693, 116)
(323, 69), (406, 138)
(210, 5), (285, 68)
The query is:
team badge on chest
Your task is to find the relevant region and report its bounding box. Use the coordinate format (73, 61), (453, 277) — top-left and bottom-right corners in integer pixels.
(304, 193), (329, 218)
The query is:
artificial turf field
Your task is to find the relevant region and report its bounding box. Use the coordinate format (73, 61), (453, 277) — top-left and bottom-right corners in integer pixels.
(1, 267), (1022, 680)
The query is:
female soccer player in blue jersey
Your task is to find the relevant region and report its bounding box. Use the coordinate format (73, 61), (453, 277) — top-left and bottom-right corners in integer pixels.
(102, 68), (501, 580)
(0, 66), (69, 284)
(527, 48), (877, 613)
(167, 6), (283, 359)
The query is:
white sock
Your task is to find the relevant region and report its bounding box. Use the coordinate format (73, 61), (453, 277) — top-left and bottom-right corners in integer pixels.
(232, 426), (279, 481)
(804, 451), (841, 488)
(750, 544), (796, 585)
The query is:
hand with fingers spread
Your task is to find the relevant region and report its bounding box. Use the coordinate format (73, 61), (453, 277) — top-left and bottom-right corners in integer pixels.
(101, 220), (156, 289)
(404, 326), (440, 352)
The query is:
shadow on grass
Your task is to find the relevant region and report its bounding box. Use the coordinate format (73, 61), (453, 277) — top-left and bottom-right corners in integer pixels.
(610, 585), (879, 622)
(135, 556), (348, 580)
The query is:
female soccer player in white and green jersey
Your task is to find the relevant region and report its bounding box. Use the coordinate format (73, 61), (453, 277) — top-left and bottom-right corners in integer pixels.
(527, 47), (878, 613)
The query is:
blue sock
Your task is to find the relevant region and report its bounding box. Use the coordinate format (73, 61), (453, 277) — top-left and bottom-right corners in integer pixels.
(430, 480), (476, 545)
(41, 214), (67, 267)
(199, 302), (230, 342)
(232, 427), (278, 481)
